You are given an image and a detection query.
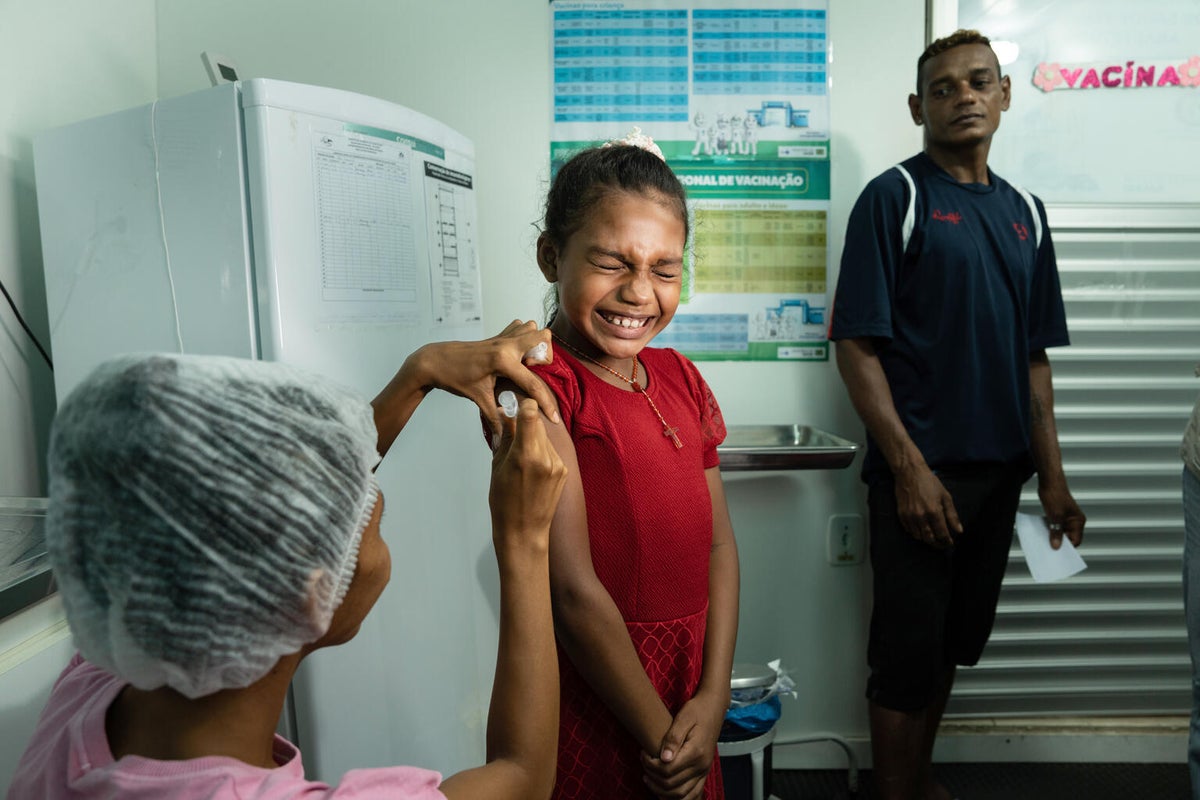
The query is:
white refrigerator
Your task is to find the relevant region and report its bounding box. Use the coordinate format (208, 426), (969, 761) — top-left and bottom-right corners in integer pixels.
(33, 79), (498, 782)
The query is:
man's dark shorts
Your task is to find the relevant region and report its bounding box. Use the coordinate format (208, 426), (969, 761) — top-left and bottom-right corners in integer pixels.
(865, 461), (1030, 713)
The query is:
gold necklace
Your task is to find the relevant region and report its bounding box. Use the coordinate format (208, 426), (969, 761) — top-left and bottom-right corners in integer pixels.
(552, 333), (683, 449)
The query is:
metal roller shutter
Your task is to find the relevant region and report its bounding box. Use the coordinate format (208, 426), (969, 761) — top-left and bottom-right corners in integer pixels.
(948, 204), (1200, 718)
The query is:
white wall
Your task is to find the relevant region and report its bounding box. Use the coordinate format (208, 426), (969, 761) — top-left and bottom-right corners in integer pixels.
(0, 0), (158, 497)
(0, 0), (926, 783)
(0, 1), (157, 792)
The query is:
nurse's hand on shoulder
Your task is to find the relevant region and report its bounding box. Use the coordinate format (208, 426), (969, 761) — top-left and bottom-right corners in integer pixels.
(894, 462), (962, 549)
(417, 320), (559, 432)
(373, 321), (559, 460)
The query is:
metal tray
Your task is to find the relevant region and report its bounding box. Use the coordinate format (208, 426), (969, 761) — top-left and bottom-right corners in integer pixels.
(718, 424), (859, 472)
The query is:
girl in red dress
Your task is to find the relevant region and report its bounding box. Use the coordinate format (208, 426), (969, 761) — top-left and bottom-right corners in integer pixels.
(531, 133), (740, 800)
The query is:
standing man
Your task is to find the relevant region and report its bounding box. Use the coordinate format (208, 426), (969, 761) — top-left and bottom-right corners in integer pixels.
(829, 29), (1086, 800)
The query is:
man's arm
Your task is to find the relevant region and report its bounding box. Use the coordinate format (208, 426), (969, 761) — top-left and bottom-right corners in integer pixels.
(1029, 350), (1085, 548)
(439, 399), (567, 800)
(835, 336), (961, 547)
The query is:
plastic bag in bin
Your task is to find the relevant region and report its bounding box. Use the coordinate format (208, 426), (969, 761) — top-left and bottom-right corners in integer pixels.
(722, 659), (796, 736)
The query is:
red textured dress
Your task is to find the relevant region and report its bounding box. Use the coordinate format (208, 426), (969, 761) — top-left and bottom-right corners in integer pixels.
(533, 346), (728, 800)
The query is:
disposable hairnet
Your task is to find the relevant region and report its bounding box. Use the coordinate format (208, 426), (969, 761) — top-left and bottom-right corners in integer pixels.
(46, 353), (381, 699)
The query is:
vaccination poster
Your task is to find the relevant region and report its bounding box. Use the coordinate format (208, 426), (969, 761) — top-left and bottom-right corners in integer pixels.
(549, 0), (831, 361)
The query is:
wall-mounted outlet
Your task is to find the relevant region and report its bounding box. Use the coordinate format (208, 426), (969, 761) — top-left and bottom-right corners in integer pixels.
(827, 514), (865, 566)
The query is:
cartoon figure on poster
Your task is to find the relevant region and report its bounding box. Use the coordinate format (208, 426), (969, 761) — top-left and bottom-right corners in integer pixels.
(741, 114), (759, 156)
(691, 112), (709, 156)
(687, 106), (770, 160)
(729, 115), (744, 155)
(714, 113), (731, 155)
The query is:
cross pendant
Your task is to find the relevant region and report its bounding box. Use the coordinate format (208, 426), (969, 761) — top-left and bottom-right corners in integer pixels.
(663, 425), (683, 449)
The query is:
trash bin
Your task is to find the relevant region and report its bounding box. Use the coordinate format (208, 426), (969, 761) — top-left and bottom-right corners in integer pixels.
(719, 662), (782, 800)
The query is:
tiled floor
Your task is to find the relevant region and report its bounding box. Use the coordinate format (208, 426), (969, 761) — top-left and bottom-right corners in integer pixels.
(767, 763), (1190, 800)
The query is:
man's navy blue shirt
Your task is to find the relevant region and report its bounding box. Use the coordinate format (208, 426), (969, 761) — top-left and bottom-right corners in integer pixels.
(830, 152), (1070, 485)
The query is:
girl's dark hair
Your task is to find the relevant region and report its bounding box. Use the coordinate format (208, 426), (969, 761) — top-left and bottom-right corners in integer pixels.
(541, 144), (689, 249)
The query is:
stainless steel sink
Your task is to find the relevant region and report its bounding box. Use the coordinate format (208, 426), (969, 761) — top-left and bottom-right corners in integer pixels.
(718, 424), (859, 471)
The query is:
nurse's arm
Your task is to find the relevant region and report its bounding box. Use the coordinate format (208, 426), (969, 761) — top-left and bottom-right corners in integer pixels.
(439, 399), (566, 800)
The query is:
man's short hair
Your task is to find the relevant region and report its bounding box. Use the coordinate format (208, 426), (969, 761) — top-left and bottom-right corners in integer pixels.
(915, 29), (1000, 95)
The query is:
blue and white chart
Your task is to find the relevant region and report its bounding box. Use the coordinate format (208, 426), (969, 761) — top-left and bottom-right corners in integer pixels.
(550, 0), (833, 361)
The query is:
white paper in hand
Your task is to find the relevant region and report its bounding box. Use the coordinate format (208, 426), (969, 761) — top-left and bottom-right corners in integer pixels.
(1015, 512), (1086, 583)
